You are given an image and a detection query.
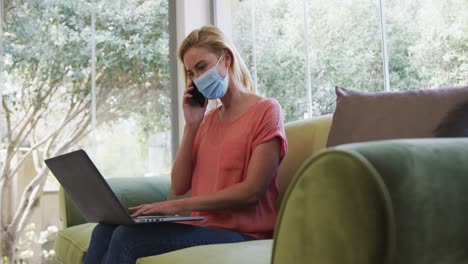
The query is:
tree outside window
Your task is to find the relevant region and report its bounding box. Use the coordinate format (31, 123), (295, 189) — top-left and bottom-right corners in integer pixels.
(1, 0), (171, 262)
(230, 0), (467, 122)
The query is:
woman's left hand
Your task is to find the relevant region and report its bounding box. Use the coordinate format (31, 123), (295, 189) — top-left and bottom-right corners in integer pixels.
(129, 199), (186, 218)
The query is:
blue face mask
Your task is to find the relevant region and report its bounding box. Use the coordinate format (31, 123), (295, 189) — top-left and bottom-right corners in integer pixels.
(193, 54), (229, 99)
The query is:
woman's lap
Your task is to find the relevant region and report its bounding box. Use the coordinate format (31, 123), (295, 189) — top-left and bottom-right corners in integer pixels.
(83, 222), (256, 264)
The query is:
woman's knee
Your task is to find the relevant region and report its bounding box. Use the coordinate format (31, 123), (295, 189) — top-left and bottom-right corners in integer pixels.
(108, 225), (147, 247)
(91, 224), (118, 240)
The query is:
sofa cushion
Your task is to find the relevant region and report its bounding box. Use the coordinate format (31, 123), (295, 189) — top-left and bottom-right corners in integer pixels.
(277, 114), (332, 205)
(136, 239), (272, 264)
(433, 99), (468, 137)
(55, 224), (271, 264)
(55, 223), (96, 264)
(326, 86), (468, 147)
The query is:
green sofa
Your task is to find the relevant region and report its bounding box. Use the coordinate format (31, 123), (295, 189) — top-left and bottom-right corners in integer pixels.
(55, 114), (468, 263)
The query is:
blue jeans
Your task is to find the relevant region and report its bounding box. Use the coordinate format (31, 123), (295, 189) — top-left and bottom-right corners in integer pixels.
(82, 223), (256, 264)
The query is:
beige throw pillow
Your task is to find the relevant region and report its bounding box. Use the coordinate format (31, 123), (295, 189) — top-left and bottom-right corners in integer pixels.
(326, 86), (468, 147)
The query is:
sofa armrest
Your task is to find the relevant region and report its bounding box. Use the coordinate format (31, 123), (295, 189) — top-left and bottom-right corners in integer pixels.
(278, 114), (332, 202)
(59, 176), (171, 228)
(273, 148), (393, 264)
(338, 138), (468, 263)
(273, 138), (468, 264)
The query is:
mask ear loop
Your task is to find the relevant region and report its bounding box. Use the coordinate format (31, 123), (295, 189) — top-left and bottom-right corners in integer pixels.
(216, 52), (230, 79)
(193, 53), (225, 83)
(215, 52), (225, 67)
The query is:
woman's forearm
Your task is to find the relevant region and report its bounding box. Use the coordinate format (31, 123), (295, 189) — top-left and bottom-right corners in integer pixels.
(179, 182), (265, 212)
(178, 138), (281, 212)
(170, 124), (199, 195)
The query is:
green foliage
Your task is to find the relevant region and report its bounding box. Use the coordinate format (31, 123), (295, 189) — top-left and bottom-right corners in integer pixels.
(232, 0), (467, 122)
(2, 0), (171, 149)
(1, 1), (171, 259)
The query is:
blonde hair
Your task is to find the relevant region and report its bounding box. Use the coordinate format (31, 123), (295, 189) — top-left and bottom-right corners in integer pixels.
(178, 25), (255, 93)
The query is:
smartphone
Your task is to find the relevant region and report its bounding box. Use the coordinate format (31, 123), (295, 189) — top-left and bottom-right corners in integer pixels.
(189, 85), (206, 107)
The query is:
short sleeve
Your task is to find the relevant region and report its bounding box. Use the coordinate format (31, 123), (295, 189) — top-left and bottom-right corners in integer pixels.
(252, 99), (288, 161)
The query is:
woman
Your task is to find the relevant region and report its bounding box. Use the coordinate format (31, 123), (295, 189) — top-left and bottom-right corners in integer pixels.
(83, 25), (288, 263)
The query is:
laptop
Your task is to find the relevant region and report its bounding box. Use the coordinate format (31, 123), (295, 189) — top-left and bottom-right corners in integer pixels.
(45, 149), (205, 224)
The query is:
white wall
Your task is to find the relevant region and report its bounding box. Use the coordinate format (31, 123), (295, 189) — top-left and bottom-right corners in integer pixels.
(213, 0), (233, 38)
(175, 0), (213, 143)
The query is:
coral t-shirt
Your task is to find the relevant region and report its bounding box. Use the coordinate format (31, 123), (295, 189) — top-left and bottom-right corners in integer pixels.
(189, 98), (288, 239)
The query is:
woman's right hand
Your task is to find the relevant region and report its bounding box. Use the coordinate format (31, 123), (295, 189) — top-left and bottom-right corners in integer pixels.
(183, 82), (207, 127)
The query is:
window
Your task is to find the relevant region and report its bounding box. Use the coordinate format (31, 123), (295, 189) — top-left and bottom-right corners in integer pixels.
(232, 0), (310, 121)
(228, 0), (467, 122)
(384, 0), (467, 90)
(82, 0), (172, 179)
(3, 0), (172, 184)
(2, 0), (172, 261)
